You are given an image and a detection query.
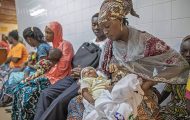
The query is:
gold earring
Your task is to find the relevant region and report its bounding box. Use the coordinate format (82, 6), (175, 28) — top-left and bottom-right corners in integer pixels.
(121, 22), (123, 31)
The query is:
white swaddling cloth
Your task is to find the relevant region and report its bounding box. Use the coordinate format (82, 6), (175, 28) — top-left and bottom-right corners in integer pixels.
(84, 74), (144, 120)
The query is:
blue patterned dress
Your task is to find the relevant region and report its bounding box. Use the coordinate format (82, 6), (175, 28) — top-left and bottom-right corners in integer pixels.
(12, 77), (50, 120)
(1, 43), (51, 97)
(7, 43), (51, 120)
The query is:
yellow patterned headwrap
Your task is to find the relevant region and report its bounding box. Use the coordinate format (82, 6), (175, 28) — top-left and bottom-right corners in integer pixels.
(98, 0), (139, 24)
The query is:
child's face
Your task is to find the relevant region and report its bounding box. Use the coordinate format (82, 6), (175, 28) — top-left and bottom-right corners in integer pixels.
(48, 52), (54, 61)
(48, 49), (62, 64)
(48, 50), (59, 64)
(47, 56), (58, 65)
(82, 68), (97, 78)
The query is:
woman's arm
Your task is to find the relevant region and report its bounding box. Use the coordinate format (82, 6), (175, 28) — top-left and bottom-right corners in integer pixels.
(82, 88), (95, 105)
(70, 66), (82, 79)
(141, 80), (157, 95)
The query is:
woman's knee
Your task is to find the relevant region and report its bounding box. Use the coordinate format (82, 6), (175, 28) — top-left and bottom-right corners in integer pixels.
(41, 89), (51, 98)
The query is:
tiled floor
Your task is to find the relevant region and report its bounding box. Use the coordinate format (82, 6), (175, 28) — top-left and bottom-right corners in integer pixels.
(0, 81), (11, 120)
(0, 107), (11, 120)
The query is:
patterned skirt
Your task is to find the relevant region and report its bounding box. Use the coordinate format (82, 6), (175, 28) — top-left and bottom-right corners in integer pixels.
(12, 77), (50, 120)
(67, 95), (85, 120)
(136, 93), (161, 120)
(160, 100), (190, 120)
(1, 72), (26, 99)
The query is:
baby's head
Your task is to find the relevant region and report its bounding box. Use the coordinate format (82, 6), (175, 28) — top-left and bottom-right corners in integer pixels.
(81, 67), (98, 79)
(48, 48), (62, 65)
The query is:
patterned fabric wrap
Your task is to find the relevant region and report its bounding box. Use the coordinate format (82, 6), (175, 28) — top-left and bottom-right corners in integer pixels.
(25, 59), (52, 82)
(98, 0), (139, 24)
(67, 95), (85, 120)
(110, 27), (189, 84)
(160, 84), (190, 120)
(12, 77), (50, 120)
(136, 89), (161, 120)
(101, 40), (113, 75)
(186, 75), (190, 99)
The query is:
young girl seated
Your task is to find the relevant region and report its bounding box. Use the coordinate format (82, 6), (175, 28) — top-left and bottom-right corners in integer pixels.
(8, 52), (37, 85)
(7, 48), (62, 85)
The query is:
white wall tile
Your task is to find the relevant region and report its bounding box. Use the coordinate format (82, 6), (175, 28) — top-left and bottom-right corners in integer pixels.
(136, 0), (153, 8)
(153, 2), (171, 22)
(153, 20), (171, 38)
(136, 6), (153, 24)
(172, 18), (190, 38)
(127, 15), (138, 25)
(153, 0), (171, 4)
(135, 23), (153, 33)
(172, 0), (190, 19)
(163, 38), (182, 51)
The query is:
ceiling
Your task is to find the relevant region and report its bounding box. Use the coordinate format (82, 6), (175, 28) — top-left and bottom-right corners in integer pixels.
(0, 0), (17, 24)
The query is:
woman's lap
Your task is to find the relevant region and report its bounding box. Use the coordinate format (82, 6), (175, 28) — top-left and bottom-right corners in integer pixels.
(136, 89), (161, 120)
(160, 101), (190, 120)
(67, 95), (85, 120)
(67, 89), (161, 120)
(12, 77), (50, 120)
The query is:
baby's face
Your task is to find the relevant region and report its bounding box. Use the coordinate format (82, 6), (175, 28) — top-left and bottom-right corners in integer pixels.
(48, 50), (54, 59)
(82, 68), (97, 78)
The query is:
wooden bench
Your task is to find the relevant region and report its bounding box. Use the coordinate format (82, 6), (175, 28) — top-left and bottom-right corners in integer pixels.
(0, 48), (7, 65)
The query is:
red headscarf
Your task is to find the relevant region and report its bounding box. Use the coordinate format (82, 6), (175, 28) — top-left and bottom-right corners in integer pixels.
(47, 21), (63, 48)
(45, 21), (74, 84)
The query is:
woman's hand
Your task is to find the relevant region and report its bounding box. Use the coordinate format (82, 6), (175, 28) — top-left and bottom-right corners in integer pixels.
(109, 64), (118, 73)
(141, 80), (157, 95)
(82, 88), (95, 105)
(106, 84), (113, 92)
(71, 66), (82, 79)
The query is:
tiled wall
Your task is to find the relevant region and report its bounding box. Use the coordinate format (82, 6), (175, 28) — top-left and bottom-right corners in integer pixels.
(129, 0), (190, 51)
(15, 0), (103, 51)
(15, 0), (190, 51)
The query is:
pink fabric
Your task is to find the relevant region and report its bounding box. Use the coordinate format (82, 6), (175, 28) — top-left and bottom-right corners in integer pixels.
(186, 90), (190, 100)
(45, 21), (74, 84)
